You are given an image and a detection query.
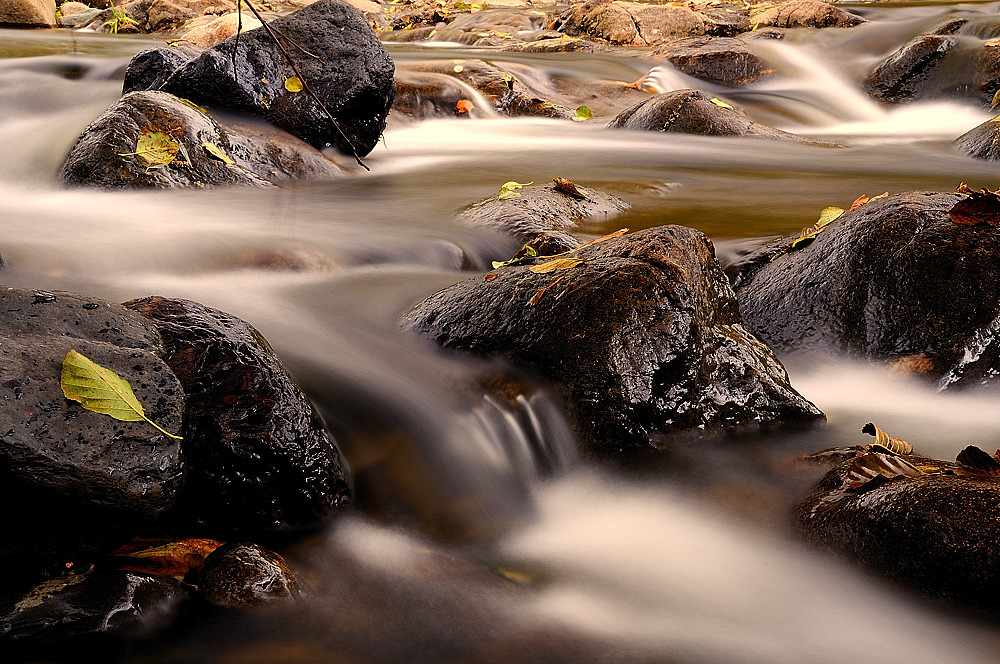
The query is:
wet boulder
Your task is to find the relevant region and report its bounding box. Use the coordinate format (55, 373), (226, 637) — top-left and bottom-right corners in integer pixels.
(607, 89), (818, 142)
(956, 116), (1000, 161)
(198, 542), (301, 607)
(0, 288), (185, 566)
(134, 0), (394, 156)
(124, 297), (351, 536)
(798, 442), (1000, 610)
(748, 0), (864, 29)
(865, 35), (956, 103)
(0, 571), (189, 653)
(59, 90), (343, 189)
(568, 1), (706, 46)
(651, 36), (773, 86)
(0, 0), (56, 27)
(456, 179), (632, 255)
(400, 226), (823, 457)
(732, 191), (1000, 388)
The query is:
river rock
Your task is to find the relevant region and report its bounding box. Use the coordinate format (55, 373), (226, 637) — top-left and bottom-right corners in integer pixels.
(651, 36), (773, 86)
(400, 226), (823, 457)
(749, 0), (864, 29)
(136, 0), (395, 157)
(0, 288), (185, 566)
(732, 191), (1000, 388)
(112, 0), (232, 33)
(180, 12), (263, 48)
(456, 179), (631, 255)
(606, 89), (816, 142)
(124, 297), (352, 536)
(59, 90), (343, 189)
(865, 34), (956, 103)
(956, 117), (1000, 167)
(0, 571), (189, 653)
(569, 1), (706, 46)
(0, 0), (55, 27)
(798, 444), (1000, 610)
(198, 542), (301, 607)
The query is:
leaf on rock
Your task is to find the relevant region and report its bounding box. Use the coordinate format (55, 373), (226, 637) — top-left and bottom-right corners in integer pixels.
(572, 105), (593, 122)
(202, 141), (234, 166)
(553, 177), (587, 199)
(956, 445), (1000, 475)
(498, 180), (533, 200)
(789, 207), (844, 250)
(119, 126), (180, 169)
(455, 99), (474, 115)
(113, 538), (223, 579)
(61, 349), (182, 440)
(492, 244), (538, 269)
(283, 76), (304, 92)
(861, 422), (913, 455)
(529, 256), (585, 274)
(709, 97), (734, 110)
(949, 185), (1000, 226)
(845, 452), (923, 492)
(850, 192), (888, 210)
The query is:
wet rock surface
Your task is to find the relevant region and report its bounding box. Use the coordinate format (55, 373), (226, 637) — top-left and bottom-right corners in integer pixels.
(606, 89), (818, 142)
(142, 0), (394, 156)
(401, 226), (823, 457)
(59, 90), (344, 189)
(651, 36), (773, 86)
(199, 542), (301, 607)
(732, 191), (1000, 388)
(798, 443), (1000, 610)
(0, 288), (185, 565)
(124, 296), (352, 536)
(568, 1), (707, 46)
(955, 115), (1000, 161)
(866, 34), (956, 104)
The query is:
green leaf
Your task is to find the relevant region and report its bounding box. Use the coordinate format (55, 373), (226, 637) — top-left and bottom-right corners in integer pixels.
(202, 141), (235, 167)
(119, 126), (180, 169)
(498, 180), (533, 200)
(492, 244), (537, 269)
(710, 97), (734, 110)
(61, 349), (182, 440)
(572, 105), (593, 122)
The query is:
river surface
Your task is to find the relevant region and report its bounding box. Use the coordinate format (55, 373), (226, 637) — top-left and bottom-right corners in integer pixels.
(3, 2), (1000, 662)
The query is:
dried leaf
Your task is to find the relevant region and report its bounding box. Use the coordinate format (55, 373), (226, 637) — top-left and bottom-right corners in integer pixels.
(949, 186), (1000, 226)
(529, 275), (569, 306)
(992, 89), (1000, 110)
(484, 273), (498, 281)
(118, 126), (179, 169)
(455, 99), (474, 114)
(789, 207), (844, 250)
(529, 257), (584, 274)
(552, 177), (586, 199)
(845, 452), (923, 492)
(956, 445), (1000, 475)
(572, 106), (593, 122)
(283, 76), (303, 92)
(202, 141), (234, 166)
(709, 97), (734, 110)
(498, 180), (533, 200)
(861, 422), (913, 455)
(61, 349), (182, 440)
(113, 538), (223, 579)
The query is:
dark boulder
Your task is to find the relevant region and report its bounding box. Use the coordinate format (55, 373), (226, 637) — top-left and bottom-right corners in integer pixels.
(955, 115), (1000, 161)
(124, 297), (351, 536)
(59, 90), (344, 189)
(0, 570), (189, 652)
(0, 288), (185, 566)
(732, 191), (1000, 388)
(607, 89), (820, 142)
(865, 34), (956, 104)
(651, 37), (773, 86)
(798, 443), (1000, 610)
(400, 226), (823, 457)
(122, 43), (201, 93)
(140, 0), (394, 156)
(456, 179), (631, 254)
(198, 542), (301, 607)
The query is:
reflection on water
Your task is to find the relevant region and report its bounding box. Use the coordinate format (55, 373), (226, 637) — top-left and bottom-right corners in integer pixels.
(3, 2), (1000, 661)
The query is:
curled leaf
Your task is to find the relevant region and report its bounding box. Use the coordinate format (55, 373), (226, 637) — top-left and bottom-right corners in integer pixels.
(61, 349), (182, 440)
(845, 452), (923, 492)
(949, 185), (1000, 226)
(113, 538), (223, 579)
(202, 141), (234, 166)
(498, 180), (533, 200)
(492, 244), (538, 269)
(861, 422), (912, 455)
(789, 207), (844, 250)
(455, 99), (474, 115)
(955, 445), (1000, 475)
(553, 177), (586, 199)
(529, 256), (584, 274)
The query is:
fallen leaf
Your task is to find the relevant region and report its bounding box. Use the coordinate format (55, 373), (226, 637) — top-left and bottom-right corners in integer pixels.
(484, 273), (498, 281)
(118, 126), (179, 169)
(283, 76), (303, 92)
(845, 452), (923, 492)
(113, 538), (223, 579)
(709, 97), (734, 110)
(529, 256), (584, 274)
(949, 186), (1000, 226)
(553, 177), (586, 199)
(61, 349), (182, 440)
(956, 445), (1000, 475)
(572, 105), (593, 122)
(202, 141), (234, 166)
(498, 180), (533, 200)
(529, 275), (569, 306)
(492, 244), (537, 269)
(789, 207), (844, 250)
(455, 99), (474, 115)
(861, 422), (913, 455)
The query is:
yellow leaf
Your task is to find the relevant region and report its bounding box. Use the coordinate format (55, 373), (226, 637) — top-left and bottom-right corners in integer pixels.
(202, 141), (234, 167)
(529, 257), (584, 273)
(118, 126), (179, 169)
(498, 180), (533, 200)
(61, 349), (182, 440)
(710, 97), (734, 110)
(284, 76), (303, 92)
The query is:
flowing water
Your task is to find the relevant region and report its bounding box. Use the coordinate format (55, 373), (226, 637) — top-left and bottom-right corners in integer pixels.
(4, 2), (1000, 662)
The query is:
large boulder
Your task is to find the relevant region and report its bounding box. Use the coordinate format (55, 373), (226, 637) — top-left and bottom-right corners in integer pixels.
(131, 0), (394, 156)
(124, 297), (352, 536)
(59, 90), (343, 189)
(732, 191), (1000, 388)
(0, 0), (55, 27)
(607, 89), (819, 142)
(799, 441), (1000, 610)
(748, 0), (864, 29)
(865, 35), (957, 104)
(955, 115), (1000, 161)
(0, 288), (185, 566)
(400, 226), (823, 457)
(568, 1), (706, 46)
(652, 36), (773, 86)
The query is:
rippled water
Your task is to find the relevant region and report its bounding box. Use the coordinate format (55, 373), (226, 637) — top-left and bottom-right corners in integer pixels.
(3, 3), (1000, 662)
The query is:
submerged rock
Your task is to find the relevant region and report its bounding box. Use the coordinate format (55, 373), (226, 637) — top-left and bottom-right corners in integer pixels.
(401, 226), (823, 457)
(59, 90), (344, 189)
(198, 542), (301, 607)
(606, 89), (819, 142)
(798, 441), (1000, 610)
(124, 297), (352, 536)
(0, 288), (185, 566)
(732, 191), (1000, 388)
(136, 0), (395, 156)
(866, 34), (956, 104)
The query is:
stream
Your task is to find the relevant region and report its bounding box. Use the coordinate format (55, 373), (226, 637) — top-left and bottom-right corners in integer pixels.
(3, 2), (1000, 662)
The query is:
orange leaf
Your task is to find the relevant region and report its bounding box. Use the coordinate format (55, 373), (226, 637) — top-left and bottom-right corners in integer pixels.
(113, 538), (223, 579)
(949, 189), (1000, 226)
(455, 99), (474, 114)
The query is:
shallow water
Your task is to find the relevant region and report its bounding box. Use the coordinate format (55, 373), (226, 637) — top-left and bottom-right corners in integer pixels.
(3, 3), (1000, 662)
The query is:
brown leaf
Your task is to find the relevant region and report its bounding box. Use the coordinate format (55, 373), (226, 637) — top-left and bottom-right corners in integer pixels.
(113, 538), (223, 579)
(529, 275), (569, 306)
(553, 177), (586, 199)
(949, 187), (1000, 226)
(484, 273), (498, 281)
(956, 445), (1000, 475)
(845, 452), (923, 492)
(861, 422), (913, 455)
